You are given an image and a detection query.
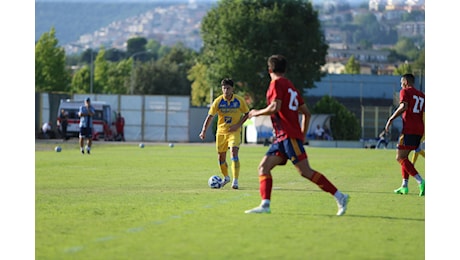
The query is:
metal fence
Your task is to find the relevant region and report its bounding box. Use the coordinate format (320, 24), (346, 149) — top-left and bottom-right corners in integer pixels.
(35, 93), (211, 142)
(36, 92), (401, 142)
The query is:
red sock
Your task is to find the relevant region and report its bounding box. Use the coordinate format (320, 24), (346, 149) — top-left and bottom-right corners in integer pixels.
(399, 158), (418, 177)
(401, 168), (409, 179)
(311, 171), (338, 195)
(259, 175), (272, 200)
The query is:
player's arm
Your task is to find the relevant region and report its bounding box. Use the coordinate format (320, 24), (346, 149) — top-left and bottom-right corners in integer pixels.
(298, 104), (311, 137)
(199, 114), (214, 140)
(248, 100), (281, 118)
(385, 101), (407, 132)
(78, 107), (84, 117)
(229, 112), (249, 132)
(87, 107), (95, 117)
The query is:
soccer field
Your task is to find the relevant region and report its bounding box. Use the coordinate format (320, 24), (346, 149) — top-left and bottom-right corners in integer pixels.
(35, 141), (425, 259)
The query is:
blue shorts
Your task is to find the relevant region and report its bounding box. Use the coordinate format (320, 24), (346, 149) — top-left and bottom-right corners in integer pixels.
(397, 134), (422, 151)
(266, 138), (307, 165)
(79, 127), (93, 139)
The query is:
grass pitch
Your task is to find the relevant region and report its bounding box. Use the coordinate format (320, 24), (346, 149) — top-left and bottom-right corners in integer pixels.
(35, 141), (425, 259)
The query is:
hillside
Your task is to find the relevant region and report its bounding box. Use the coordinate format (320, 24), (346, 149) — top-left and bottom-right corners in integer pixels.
(35, 2), (177, 44)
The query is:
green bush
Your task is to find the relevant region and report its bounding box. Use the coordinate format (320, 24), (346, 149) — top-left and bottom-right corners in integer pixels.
(312, 96), (361, 140)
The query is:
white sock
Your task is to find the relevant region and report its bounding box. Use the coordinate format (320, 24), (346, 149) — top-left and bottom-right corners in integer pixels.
(334, 191), (344, 200)
(261, 199), (270, 207)
(414, 174), (423, 184)
(402, 179), (409, 187)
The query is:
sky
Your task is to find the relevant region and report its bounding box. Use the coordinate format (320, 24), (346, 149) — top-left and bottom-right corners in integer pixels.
(1, 0), (458, 259)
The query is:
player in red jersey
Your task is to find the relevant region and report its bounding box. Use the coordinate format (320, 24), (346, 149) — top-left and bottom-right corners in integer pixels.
(244, 54), (349, 216)
(385, 73), (425, 196)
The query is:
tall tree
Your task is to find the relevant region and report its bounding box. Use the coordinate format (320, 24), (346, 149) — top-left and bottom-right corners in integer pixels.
(200, 0), (328, 108)
(35, 27), (70, 92)
(107, 59), (132, 94)
(70, 66), (90, 94)
(94, 47), (109, 93)
(188, 62), (212, 106)
(344, 55), (360, 74)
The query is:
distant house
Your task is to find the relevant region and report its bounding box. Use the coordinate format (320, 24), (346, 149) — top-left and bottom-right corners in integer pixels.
(327, 48), (391, 64)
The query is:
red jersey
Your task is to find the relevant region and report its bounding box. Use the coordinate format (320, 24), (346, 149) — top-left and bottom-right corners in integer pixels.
(266, 77), (305, 141)
(400, 86), (425, 135)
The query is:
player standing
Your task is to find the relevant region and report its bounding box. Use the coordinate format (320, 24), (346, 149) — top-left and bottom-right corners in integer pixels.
(199, 78), (249, 189)
(78, 97), (96, 154)
(385, 73), (425, 196)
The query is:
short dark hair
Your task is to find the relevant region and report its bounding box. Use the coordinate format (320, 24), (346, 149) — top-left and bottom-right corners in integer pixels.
(268, 54), (287, 73)
(402, 73), (415, 85)
(221, 78), (234, 87)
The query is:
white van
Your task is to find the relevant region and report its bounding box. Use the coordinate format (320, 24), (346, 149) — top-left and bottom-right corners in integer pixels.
(57, 99), (114, 139)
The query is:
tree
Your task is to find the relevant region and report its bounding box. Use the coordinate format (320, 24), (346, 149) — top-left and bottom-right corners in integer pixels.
(146, 39), (161, 60)
(344, 55), (360, 74)
(312, 96), (361, 140)
(412, 48), (425, 74)
(131, 43), (196, 95)
(393, 61), (413, 76)
(352, 12), (397, 45)
(107, 59), (132, 94)
(105, 48), (126, 62)
(81, 48), (97, 65)
(393, 37), (419, 61)
(35, 27), (70, 92)
(200, 0), (328, 108)
(94, 47), (109, 94)
(188, 62), (212, 106)
(70, 66), (90, 94)
(127, 37), (148, 57)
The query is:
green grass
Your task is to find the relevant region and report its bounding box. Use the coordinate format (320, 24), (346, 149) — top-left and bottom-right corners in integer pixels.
(36, 141), (425, 260)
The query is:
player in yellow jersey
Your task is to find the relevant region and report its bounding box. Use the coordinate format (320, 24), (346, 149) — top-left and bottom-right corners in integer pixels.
(412, 136), (425, 164)
(199, 78), (250, 189)
(412, 113), (425, 164)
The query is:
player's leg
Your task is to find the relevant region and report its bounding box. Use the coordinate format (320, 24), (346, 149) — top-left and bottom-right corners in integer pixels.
(293, 148), (349, 215)
(230, 147), (240, 189)
(79, 128), (85, 154)
(412, 146), (425, 165)
(396, 134), (424, 196)
(216, 135), (230, 186)
(87, 127), (93, 154)
(413, 136), (426, 164)
(245, 143), (285, 214)
(394, 134), (409, 194)
(229, 133), (241, 189)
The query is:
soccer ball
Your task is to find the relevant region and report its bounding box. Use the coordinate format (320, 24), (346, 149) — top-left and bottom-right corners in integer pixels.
(139, 143), (144, 148)
(55, 146), (62, 152)
(169, 143), (174, 148)
(208, 175), (222, 189)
